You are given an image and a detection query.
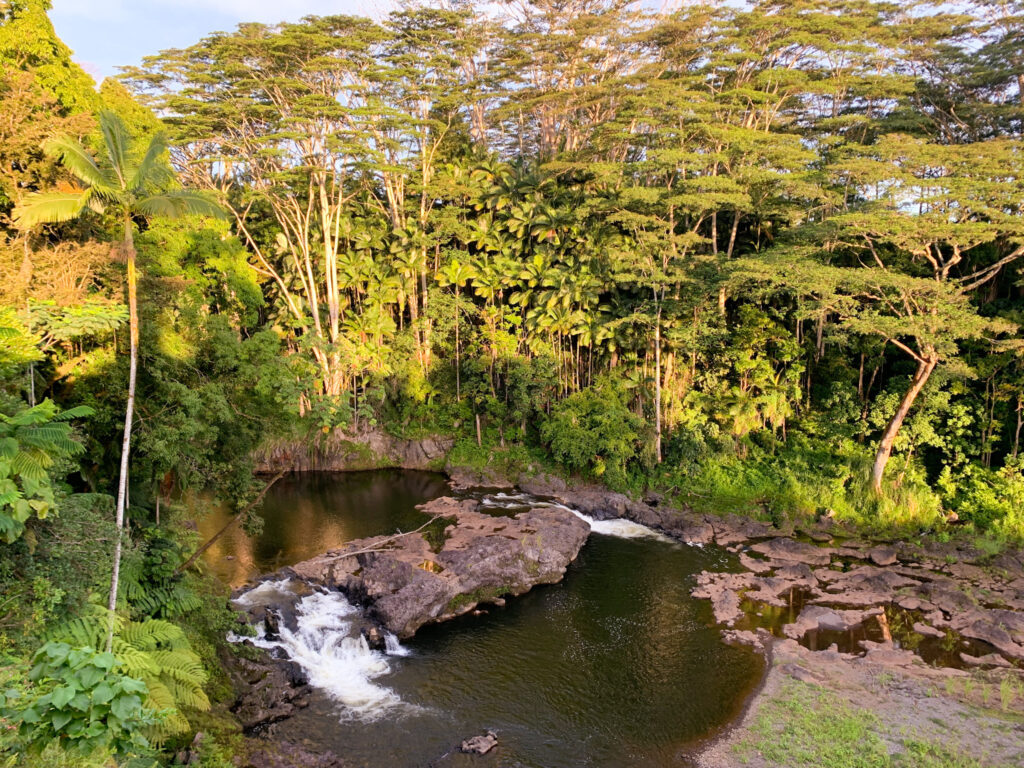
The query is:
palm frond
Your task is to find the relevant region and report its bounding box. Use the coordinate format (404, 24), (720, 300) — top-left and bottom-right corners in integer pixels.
(129, 132), (171, 193)
(11, 190), (99, 229)
(43, 135), (119, 196)
(98, 110), (132, 183)
(136, 189), (225, 221)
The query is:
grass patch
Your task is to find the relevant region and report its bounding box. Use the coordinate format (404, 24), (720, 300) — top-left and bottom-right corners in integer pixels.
(446, 438), (555, 481)
(740, 682), (1017, 768)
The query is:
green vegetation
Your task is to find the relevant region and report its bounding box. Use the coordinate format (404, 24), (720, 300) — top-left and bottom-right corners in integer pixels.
(0, 0), (1023, 764)
(742, 682), (1019, 768)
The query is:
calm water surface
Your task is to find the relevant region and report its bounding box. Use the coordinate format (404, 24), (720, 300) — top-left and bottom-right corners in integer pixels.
(203, 471), (763, 767)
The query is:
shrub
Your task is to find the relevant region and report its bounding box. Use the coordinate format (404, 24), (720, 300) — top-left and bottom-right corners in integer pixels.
(0, 642), (153, 758)
(540, 382), (645, 488)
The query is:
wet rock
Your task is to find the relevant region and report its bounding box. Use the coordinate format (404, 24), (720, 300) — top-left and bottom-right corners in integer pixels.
(868, 545), (899, 567)
(242, 740), (347, 768)
(912, 622), (945, 639)
(800, 528), (834, 543)
(643, 490), (664, 506)
(750, 537), (833, 567)
(773, 562), (819, 589)
(709, 516), (779, 547)
(516, 472), (567, 496)
(721, 629), (769, 651)
(622, 501), (713, 544)
(784, 605), (882, 639)
(286, 496), (589, 639)
(361, 626), (386, 651)
(813, 565), (920, 607)
(555, 487), (629, 519)
(225, 652), (312, 733)
(460, 730), (498, 755)
(264, 609), (282, 641)
(746, 576), (807, 607)
(693, 572), (754, 626)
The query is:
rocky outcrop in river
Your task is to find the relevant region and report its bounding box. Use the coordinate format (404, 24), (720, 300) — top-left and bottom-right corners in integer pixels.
(280, 496), (589, 638)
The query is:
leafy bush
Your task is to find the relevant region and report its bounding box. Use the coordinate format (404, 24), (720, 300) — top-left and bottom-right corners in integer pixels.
(0, 642), (153, 758)
(540, 382), (645, 488)
(0, 399), (92, 543)
(49, 611), (210, 742)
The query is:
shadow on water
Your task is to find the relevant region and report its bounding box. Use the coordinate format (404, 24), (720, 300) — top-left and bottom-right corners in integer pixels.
(195, 469), (450, 586)
(210, 471), (765, 767)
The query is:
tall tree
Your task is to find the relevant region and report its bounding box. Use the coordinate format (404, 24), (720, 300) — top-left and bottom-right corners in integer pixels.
(13, 110), (222, 650)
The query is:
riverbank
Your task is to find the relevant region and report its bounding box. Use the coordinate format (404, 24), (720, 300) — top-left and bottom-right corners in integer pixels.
(234, 432), (1024, 766)
(217, 474), (762, 766)
(447, 465), (1024, 767)
(697, 635), (1024, 768)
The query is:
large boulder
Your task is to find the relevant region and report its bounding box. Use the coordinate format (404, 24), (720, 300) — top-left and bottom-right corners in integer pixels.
(285, 496), (589, 638)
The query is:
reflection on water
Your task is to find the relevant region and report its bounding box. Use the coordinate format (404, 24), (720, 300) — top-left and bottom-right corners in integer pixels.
(194, 469), (449, 586)
(219, 472), (764, 767)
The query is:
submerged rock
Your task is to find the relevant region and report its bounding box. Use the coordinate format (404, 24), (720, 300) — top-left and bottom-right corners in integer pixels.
(783, 605), (882, 640)
(284, 496), (589, 639)
(460, 730), (499, 755)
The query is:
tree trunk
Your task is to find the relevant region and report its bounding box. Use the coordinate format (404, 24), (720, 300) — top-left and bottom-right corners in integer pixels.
(654, 306), (662, 463)
(726, 212), (740, 258)
(455, 285), (461, 400)
(870, 354), (938, 494)
(106, 223), (138, 652)
(175, 472), (285, 576)
(1013, 395), (1022, 460)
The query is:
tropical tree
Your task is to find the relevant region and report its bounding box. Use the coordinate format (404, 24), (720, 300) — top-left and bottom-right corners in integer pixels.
(437, 257), (478, 400)
(12, 109), (222, 650)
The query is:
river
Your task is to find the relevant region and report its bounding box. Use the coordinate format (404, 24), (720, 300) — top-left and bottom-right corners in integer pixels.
(198, 470), (763, 767)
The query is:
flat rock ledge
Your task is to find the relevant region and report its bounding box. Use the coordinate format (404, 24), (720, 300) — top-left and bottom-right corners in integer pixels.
(502, 475), (1024, 668)
(694, 541), (1024, 665)
(281, 496), (589, 639)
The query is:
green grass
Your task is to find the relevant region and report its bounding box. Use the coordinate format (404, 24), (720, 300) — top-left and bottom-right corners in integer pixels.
(445, 437), (555, 481)
(740, 682), (1016, 768)
(744, 684), (892, 768)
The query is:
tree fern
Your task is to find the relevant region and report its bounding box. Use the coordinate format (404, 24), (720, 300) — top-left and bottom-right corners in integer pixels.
(45, 609), (209, 742)
(0, 399), (92, 542)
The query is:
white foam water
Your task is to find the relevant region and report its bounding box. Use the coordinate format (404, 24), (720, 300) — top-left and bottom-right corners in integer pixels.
(231, 580), (410, 721)
(480, 492), (534, 509)
(564, 506), (675, 542)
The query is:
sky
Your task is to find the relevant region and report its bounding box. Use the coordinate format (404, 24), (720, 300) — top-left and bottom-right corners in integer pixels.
(50, 0), (396, 83)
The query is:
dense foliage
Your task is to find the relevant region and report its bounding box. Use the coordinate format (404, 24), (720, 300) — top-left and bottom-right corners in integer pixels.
(0, 0), (1023, 764)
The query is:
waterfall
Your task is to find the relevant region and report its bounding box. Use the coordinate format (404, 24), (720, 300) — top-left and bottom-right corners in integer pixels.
(478, 491), (676, 542)
(231, 579), (412, 721)
(563, 506), (675, 542)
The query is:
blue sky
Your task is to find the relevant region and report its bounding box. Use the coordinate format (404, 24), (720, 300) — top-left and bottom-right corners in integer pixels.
(50, 0), (395, 83)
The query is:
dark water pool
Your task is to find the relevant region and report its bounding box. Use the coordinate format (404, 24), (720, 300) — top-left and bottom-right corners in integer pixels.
(205, 471), (763, 767)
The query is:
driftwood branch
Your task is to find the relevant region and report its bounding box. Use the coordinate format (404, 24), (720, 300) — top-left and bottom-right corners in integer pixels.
(175, 472), (286, 576)
(328, 516), (442, 560)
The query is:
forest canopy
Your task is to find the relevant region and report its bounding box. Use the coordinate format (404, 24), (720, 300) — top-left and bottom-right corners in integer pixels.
(1, 1), (1023, 761)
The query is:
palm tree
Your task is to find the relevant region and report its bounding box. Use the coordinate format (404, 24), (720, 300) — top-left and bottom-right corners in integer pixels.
(436, 258), (477, 400)
(13, 110), (222, 651)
